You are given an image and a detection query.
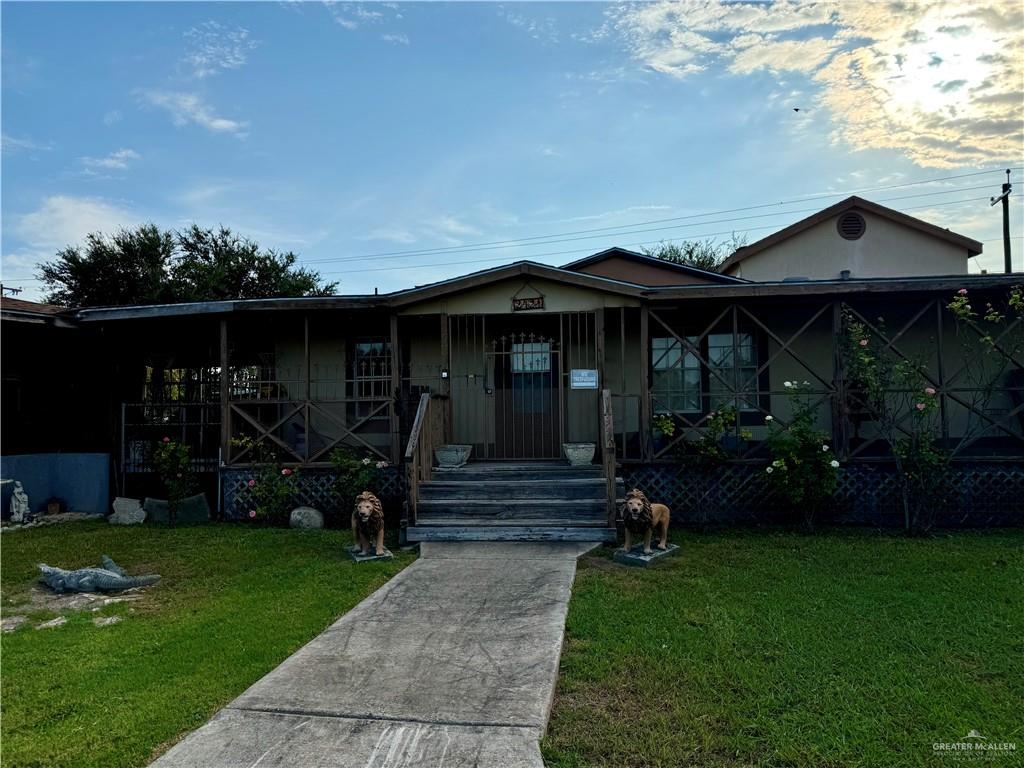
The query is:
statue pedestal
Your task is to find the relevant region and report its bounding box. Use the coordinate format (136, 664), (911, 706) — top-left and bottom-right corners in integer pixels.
(346, 545), (394, 563)
(613, 543), (679, 568)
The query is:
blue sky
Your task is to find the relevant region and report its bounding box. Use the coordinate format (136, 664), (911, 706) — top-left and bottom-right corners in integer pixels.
(2, 1), (1022, 300)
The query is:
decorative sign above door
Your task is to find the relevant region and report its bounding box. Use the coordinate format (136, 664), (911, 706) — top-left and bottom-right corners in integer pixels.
(511, 281), (545, 312)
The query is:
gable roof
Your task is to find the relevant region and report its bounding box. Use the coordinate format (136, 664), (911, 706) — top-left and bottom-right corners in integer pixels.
(1, 296), (77, 326)
(561, 247), (745, 284)
(719, 196), (984, 274)
(387, 259), (648, 307)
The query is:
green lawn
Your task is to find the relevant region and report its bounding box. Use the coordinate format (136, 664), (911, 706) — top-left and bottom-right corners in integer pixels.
(543, 530), (1024, 768)
(0, 521), (413, 768)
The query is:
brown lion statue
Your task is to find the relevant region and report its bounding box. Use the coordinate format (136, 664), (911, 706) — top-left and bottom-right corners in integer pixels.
(619, 488), (670, 554)
(351, 491), (385, 556)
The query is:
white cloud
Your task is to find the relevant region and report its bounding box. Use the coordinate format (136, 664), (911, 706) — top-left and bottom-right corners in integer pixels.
(102, 110), (123, 126)
(358, 227), (417, 244)
(79, 148), (140, 171)
(425, 215), (482, 240)
(498, 7), (560, 44)
(12, 195), (142, 252)
(137, 90), (249, 136)
(183, 21), (259, 78)
(381, 33), (409, 45)
(604, 0), (1024, 167)
(1, 133), (53, 154)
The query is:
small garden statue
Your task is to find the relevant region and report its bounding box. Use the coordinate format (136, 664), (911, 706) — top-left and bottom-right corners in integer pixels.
(10, 481), (30, 523)
(38, 555), (161, 593)
(619, 488), (670, 555)
(351, 490), (385, 556)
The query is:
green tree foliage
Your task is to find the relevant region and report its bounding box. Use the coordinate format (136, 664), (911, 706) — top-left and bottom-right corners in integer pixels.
(39, 223), (337, 307)
(643, 234), (747, 272)
(39, 225), (177, 307)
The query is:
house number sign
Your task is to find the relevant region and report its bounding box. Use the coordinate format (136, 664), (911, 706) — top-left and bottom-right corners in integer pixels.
(512, 296), (544, 311)
(570, 369), (599, 389)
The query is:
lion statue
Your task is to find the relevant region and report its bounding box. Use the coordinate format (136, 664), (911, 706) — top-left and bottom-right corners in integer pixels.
(619, 488), (670, 554)
(351, 491), (385, 556)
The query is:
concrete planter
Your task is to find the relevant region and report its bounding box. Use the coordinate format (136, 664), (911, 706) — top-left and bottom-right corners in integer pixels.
(562, 442), (596, 466)
(143, 493), (210, 525)
(435, 444), (473, 468)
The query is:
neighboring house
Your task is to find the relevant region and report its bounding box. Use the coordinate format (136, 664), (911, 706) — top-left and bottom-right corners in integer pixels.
(0, 296), (111, 516)
(719, 196), (983, 281)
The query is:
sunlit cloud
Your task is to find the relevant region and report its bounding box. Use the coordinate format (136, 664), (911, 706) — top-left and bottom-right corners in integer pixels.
(606, 0), (1024, 167)
(79, 148), (140, 171)
(137, 90), (249, 136)
(183, 21), (259, 78)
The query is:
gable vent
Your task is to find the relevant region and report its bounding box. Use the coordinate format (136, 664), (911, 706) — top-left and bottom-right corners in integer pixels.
(837, 211), (866, 240)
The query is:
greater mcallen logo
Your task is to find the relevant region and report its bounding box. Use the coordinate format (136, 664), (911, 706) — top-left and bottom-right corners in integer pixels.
(933, 730), (1017, 761)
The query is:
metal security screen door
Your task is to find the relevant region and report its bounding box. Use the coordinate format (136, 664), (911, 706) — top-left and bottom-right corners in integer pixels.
(487, 333), (562, 458)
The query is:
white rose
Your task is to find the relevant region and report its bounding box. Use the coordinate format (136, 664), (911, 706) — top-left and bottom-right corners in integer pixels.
(822, 445), (829, 452)
(830, 460), (839, 468)
(765, 415), (774, 422)
(362, 457), (371, 465)
(783, 381), (793, 388)
(766, 466), (774, 474)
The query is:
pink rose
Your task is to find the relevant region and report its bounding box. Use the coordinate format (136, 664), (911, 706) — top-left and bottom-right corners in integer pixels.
(924, 387), (936, 396)
(915, 402), (926, 411)
(162, 437), (171, 444)
(859, 339), (868, 347)
(958, 288), (968, 296)
(176, 472), (182, 478)
(247, 479), (256, 488)
(248, 510), (257, 519)
(281, 468), (293, 477)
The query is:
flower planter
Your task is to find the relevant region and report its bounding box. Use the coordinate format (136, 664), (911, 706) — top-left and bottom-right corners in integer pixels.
(434, 444), (473, 468)
(563, 442), (596, 467)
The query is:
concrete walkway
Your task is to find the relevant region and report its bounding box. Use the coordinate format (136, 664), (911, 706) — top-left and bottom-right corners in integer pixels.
(150, 542), (596, 768)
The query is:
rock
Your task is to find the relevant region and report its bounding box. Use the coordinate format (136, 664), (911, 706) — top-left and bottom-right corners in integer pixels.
(109, 497), (146, 525)
(35, 616), (68, 630)
(290, 506), (324, 529)
(1, 616), (28, 633)
(93, 616), (122, 627)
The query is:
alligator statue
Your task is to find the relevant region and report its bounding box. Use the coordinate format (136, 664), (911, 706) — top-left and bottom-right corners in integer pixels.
(38, 556), (161, 593)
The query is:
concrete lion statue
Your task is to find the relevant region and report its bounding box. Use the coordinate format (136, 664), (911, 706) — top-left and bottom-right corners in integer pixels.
(351, 491), (385, 556)
(619, 488), (670, 554)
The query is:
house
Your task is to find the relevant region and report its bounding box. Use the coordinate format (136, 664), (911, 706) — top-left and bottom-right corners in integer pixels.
(4, 200), (1020, 534)
(719, 196), (983, 281)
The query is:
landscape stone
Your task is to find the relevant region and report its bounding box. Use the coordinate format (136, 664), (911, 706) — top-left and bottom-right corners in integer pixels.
(109, 497), (146, 525)
(289, 506), (324, 529)
(613, 542), (680, 568)
(93, 616), (122, 627)
(36, 616), (68, 630)
(1, 616), (28, 633)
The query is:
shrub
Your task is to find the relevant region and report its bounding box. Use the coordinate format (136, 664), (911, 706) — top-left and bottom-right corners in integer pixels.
(330, 447), (389, 519)
(152, 437), (199, 525)
(231, 436), (301, 526)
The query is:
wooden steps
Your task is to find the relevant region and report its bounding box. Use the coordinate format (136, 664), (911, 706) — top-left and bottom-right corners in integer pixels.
(408, 461), (620, 543)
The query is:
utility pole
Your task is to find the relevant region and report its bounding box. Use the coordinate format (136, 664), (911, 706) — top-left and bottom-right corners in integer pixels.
(1, 284), (24, 297)
(990, 168), (1013, 273)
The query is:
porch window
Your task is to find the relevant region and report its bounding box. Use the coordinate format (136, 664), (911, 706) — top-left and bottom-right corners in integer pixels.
(511, 342), (551, 373)
(707, 332), (758, 410)
(511, 341), (552, 414)
(652, 336), (701, 412)
(350, 340), (391, 419)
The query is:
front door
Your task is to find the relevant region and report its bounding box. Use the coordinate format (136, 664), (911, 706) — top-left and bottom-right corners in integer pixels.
(487, 333), (561, 459)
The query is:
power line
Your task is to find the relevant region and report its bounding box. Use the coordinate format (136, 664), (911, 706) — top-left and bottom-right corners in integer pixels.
(321, 195), (996, 276)
(298, 183), (1006, 267)
(296, 166), (1023, 264)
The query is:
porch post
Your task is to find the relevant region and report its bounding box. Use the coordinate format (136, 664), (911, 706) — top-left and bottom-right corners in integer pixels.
(303, 314), (311, 463)
(831, 300), (849, 459)
(595, 308), (606, 453)
(639, 304), (652, 461)
(390, 313), (401, 464)
(439, 312), (451, 442)
(219, 319), (230, 465)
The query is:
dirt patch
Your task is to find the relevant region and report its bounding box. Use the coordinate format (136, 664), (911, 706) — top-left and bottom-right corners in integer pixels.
(24, 584), (146, 614)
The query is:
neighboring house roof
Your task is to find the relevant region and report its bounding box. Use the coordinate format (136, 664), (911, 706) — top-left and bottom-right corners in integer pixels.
(719, 196), (984, 274)
(1, 296), (77, 327)
(561, 247), (746, 285)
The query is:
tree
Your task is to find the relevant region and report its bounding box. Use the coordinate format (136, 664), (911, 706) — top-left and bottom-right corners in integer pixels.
(172, 225), (336, 301)
(39, 223), (337, 307)
(39, 225), (177, 307)
(643, 234), (747, 272)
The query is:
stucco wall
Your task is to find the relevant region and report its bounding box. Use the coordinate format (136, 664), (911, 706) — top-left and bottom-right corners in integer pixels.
(727, 211), (971, 281)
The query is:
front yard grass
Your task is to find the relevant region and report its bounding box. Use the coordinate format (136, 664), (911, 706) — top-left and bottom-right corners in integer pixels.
(0, 521), (413, 768)
(543, 529), (1023, 768)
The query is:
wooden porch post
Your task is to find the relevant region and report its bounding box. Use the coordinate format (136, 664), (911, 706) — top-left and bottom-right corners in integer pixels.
(595, 308), (606, 452)
(303, 314), (311, 463)
(390, 313), (401, 464)
(639, 304), (652, 461)
(439, 312), (451, 442)
(219, 319), (230, 465)
(831, 300), (849, 459)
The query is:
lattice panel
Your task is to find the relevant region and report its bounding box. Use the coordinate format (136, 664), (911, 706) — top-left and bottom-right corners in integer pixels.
(221, 467), (404, 521)
(622, 462), (1024, 527)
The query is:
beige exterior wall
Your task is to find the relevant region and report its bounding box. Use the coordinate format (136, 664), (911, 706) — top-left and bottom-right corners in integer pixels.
(727, 211), (971, 281)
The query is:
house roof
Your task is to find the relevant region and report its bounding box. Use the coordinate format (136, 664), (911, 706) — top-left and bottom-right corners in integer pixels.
(718, 196), (984, 274)
(561, 247), (746, 284)
(1, 296), (77, 326)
